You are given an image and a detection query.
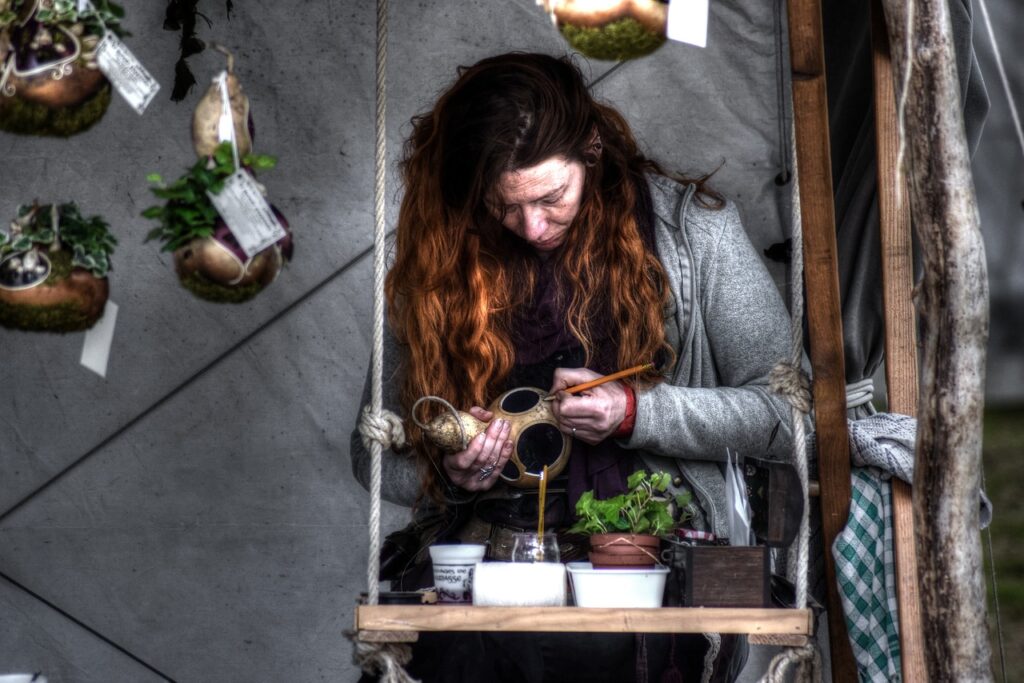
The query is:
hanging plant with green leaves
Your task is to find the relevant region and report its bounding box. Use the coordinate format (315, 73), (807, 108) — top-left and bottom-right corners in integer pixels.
(143, 141), (276, 252)
(143, 140), (292, 304)
(0, 201), (116, 332)
(0, 0), (129, 136)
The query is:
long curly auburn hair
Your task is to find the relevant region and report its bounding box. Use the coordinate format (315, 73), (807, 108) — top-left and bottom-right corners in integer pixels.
(388, 53), (707, 503)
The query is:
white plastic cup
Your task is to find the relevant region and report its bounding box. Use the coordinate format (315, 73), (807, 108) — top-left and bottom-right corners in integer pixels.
(428, 544), (487, 603)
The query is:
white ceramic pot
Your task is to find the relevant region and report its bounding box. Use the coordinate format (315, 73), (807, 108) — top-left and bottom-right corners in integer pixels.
(428, 544), (486, 603)
(566, 561), (670, 608)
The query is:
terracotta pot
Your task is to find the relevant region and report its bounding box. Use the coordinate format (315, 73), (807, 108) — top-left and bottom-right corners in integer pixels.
(588, 533), (661, 568)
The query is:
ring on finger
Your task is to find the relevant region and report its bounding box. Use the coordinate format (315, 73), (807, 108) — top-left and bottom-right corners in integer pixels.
(571, 426), (577, 436)
(477, 465), (496, 481)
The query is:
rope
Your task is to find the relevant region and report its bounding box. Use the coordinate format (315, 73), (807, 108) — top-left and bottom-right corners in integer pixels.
(894, 0), (915, 213)
(368, 0), (388, 610)
(354, 0), (418, 678)
(781, 114), (810, 612)
(758, 643), (822, 683)
(352, 639), (420, 683)
(359, 405), (407, 454)
(977, 0), (1024, 167)
(764, 101), (820, 683)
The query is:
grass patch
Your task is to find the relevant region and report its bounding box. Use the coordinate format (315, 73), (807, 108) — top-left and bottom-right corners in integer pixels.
(982, 405), (1024, 678)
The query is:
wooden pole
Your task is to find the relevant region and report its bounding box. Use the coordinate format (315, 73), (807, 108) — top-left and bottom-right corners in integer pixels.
(785, 0), (856, 679)
(869, 1), (928, 680)
(878, 0), (993, 679)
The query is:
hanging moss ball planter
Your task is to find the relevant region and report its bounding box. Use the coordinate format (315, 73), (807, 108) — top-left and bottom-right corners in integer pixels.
(0, 202), (115, 332)
(0, 0), (126, 136)
(144, 142), (293, 304)
(540, 0), (669, 61)
(172, 212), (292, 304)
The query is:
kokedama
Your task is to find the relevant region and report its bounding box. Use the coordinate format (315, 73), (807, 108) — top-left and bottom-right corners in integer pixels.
(0, 0), (126, 136)
(0, 201), (115, 332)
(538, 0), (669, 61)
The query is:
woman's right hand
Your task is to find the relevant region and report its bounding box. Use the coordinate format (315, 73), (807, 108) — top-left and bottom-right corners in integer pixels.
(441, 406), (513, 492)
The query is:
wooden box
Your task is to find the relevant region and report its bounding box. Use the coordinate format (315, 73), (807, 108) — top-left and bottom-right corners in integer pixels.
(684, 545), (770, 608)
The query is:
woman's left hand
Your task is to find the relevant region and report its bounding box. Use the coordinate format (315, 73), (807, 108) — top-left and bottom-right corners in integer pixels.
(548, 367), (627, 445)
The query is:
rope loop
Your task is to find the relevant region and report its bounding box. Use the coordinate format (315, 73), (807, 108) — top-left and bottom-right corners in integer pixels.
(359, 405), (408, 453)
(352, 638), (419, 683)
(758, 642), (822, 683)
(769, 361), (812, 414)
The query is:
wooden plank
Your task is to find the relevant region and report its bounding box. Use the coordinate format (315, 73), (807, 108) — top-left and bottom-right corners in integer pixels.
(786, 0), (857, 681)
(869, 2), (928, 681)
(357, 605), (814, 636)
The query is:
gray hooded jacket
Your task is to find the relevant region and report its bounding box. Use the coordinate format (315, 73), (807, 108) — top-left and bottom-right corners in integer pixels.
(350, 173), (794, 538)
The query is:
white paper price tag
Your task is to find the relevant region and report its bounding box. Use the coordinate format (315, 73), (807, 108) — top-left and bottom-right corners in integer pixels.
(667, 0), (709, 48)
(207, 171), (286, 258)
(81, 300), (117, 378)
(95, 34), (160, 114)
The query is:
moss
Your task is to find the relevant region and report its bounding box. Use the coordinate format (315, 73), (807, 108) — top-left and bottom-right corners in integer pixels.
(0, 298), (96, 332)
(0, 82), (112, 137)
(179, 270), (265, 304)
(560, 17), (666, 61)
(44, 249), (74, 283)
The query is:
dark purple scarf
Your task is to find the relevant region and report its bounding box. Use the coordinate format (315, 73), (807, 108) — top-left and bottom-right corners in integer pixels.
(506, 175), (656, 506)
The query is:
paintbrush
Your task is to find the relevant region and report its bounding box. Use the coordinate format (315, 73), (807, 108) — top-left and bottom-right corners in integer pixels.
(541, 362), (655, 401)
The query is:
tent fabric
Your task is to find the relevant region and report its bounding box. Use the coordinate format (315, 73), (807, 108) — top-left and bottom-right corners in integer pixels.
(822, 0), (990, 386)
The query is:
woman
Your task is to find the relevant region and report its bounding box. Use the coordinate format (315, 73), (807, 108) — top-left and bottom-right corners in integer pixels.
(352, 52), (792, 682)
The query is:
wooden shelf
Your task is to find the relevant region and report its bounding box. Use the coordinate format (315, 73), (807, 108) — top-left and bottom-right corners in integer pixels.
(356, 605), (813, 636)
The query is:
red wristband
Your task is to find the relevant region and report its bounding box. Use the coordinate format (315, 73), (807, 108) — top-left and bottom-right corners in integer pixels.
(612, 385), (636, 439)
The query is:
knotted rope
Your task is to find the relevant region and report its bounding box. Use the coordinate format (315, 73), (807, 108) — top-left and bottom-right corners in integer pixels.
(359, 405), (408, 454)
(763, 116), (820, 681)
(352, 640), (418, 683)
(350, 0), (418, 680)
(760, 643), (822, 683)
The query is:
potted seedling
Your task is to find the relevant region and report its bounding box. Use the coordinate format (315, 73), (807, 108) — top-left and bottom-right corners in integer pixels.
(143, 141), (293, 304)
(0, 201), (115, 331)
(565, 470), (691, 607)
(0, 0), (126, 136)
(568, 469), (690, 567)
(539, 0), (669, 61)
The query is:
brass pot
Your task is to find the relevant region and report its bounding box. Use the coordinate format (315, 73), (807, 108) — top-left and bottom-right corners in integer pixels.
(419, 387), (572, 488)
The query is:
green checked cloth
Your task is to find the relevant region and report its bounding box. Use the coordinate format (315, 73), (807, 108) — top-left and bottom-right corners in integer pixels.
(833, 467), (902, 682)
(829, 414), (992, 682)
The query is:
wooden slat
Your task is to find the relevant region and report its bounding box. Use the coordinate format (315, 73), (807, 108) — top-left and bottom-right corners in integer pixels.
(786, 0), (857, 680)
(870, 2), (928, 680)
(357, 605), (814, 636)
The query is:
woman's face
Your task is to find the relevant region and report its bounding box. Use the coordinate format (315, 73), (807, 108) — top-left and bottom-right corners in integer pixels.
(490, 155), (586, 253)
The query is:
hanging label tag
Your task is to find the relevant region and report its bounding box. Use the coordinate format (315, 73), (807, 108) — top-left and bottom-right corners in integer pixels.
(667, 0), (709, 48)
(80, 300), (118, 378)
(207, 171), (286, 258)
(95, 34), (160, 114)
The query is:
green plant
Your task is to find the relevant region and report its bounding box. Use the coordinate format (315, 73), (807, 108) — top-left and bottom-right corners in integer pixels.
(0, 0), (127, 37)
(569, 470), (692, 537)
(142, 141), (277, 252)
(1, 202), (116, 277)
